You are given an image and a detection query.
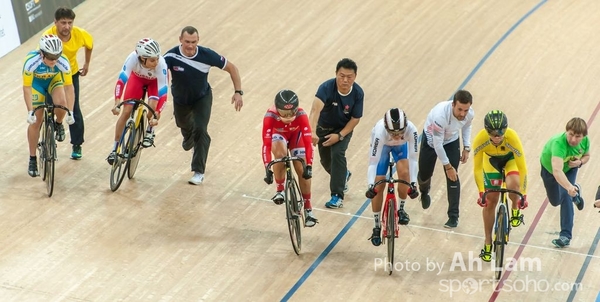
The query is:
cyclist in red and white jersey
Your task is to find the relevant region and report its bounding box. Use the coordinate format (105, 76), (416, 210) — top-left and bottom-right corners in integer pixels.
(262, 90), (317, 227)
(107, 38), (168, 164)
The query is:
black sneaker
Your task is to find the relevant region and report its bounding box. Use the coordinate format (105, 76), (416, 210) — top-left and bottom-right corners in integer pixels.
(552, 236), (570, 248)
(573, 183), (584, 211)
(444, 217), (458, 228)
(420, 192), (431, 209)
(28, 159), (39, 177)
(369, 227), (381, 246)
(398, 208), (410, 225)
(55, 123), (65, 142)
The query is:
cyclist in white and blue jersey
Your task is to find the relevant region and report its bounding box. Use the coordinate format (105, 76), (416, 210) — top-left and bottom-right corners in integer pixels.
(366, 108), (419, 246)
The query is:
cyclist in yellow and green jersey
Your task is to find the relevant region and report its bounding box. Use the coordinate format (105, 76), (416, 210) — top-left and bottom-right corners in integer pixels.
(473, 110), (528, 262)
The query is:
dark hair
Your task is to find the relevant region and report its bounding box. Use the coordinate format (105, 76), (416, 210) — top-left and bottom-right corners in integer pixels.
(180, 26), (199, 37)
(55, 7), (76, 20)
(453, 90), (472, 105)
(336, 58), (357, 73)
(566, 117), (588, 136)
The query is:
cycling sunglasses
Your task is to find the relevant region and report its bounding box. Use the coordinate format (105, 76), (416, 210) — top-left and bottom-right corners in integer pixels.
(277, 109), (297, 118)
(487, 128), (506, 137)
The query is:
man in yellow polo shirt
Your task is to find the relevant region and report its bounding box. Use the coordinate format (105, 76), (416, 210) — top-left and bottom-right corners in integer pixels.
(44, 7), (93, 159)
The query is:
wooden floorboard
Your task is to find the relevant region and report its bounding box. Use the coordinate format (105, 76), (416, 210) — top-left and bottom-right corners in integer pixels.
(1, 0), (600, 301)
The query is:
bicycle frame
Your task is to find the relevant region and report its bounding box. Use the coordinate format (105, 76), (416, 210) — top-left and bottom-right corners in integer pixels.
(482, 185), (524, 280)
(371, 160), (411, 274)
(109, 94), (158, 192)
(265, 156), (307, 255)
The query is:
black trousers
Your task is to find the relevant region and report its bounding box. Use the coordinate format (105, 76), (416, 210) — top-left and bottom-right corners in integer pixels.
(48, 72), (84, 145)
(173, 90), (212, 174)
(316, 126), (352, 199)
(417, 133), (461, 219)
(69, 72), (84, 146)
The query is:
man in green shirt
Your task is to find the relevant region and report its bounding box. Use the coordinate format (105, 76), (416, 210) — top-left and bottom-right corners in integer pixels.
(540, 117), (590, 248)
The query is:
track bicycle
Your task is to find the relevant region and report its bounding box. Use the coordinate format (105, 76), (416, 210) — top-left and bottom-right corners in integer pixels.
(367, 160), (412, 275)
(33, 101), (72, 197)
(109, 91), (158, 192)
(481, 171), (525, 280)
(265, 156), (308, 255)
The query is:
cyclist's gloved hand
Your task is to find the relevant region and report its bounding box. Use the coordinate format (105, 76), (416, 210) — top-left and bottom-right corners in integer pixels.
(365, 185), (377, 199)
(264, 170), (273, 185)
(477, 192), (487, 207)
(407, 182), (419, 199)
(519, 195), (528, 209)
(26, 110), (36, 124)
(65, 111), (75, 125)
(302, 165), (312, 179)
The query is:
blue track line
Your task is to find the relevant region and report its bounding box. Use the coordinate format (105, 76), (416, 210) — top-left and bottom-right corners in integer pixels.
(281, 199), (372, 302)
(455, 0), (548, 93)
(283, 1), (548, 300)
(566, 227), (600, 301)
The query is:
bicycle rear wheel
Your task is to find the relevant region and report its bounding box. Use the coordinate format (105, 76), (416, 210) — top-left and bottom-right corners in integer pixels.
(386, 199), (395, 275)
(45, 120), (55, 197)
(128, 112), (145, 179)
(110, 123), (134, 191)
(494, 205), (507, 280)
(285, 176), (302, 255)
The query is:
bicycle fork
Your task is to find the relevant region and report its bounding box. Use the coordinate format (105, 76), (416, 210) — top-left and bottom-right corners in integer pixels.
(381, 197), (399, 239)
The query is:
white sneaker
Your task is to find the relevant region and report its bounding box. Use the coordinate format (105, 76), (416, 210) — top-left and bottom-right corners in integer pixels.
(188, 172), (204, 185)
(65, 112), (75, 125)
(305, 210), (318, 227)
(142, 132), (155, 148)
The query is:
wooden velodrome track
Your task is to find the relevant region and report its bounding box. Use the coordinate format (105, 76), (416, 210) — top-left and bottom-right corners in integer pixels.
(0, 0), (599, 301)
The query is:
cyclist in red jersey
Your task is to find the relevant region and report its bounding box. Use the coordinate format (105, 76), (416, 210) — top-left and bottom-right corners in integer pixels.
(262, 90), (317, 227)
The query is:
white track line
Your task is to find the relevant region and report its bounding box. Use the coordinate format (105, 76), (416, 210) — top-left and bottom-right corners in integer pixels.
(241, 193), (600, 259)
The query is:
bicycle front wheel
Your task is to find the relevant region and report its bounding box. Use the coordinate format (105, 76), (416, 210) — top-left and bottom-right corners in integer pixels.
(128, 112), (145, 179)
(494, 205), (507, 280)
(285, 176), (302, 255)
(110, 123), (134, 191)
(386, 199), (395, 275)
(44, 120), (55, 197)
(37, 119), (47, 181)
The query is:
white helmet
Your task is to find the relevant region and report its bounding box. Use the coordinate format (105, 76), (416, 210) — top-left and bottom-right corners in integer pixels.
(135, 38), (161, 58)
(39, 34), (63, 56)
(384, 108), (407, 133)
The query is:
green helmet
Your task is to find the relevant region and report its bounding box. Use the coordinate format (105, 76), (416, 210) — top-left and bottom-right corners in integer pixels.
(484, 110), (508, 133)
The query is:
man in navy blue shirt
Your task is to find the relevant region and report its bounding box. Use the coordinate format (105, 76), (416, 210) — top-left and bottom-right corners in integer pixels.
(309, 58), (364, 208)
(164, 26), (243, 185)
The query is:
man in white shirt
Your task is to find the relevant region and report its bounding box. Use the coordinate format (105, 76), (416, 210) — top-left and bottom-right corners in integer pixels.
(417, 90), (474, 228)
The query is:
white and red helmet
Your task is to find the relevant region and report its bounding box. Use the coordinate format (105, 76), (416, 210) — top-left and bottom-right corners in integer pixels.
(39, 34), (63, 56)
(135, 38), (161, 58)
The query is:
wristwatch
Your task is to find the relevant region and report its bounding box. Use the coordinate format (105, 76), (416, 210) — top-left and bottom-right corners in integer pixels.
(337, 133), (345, 141)
(234, 90), (244, 96)
(464, 146), (471, 152)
